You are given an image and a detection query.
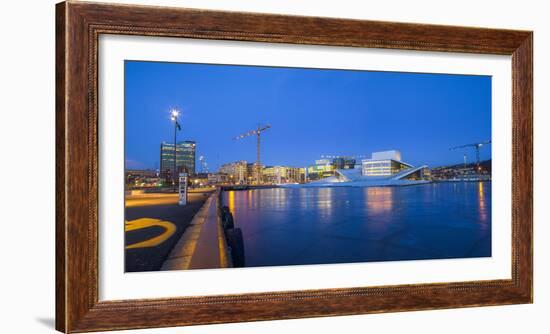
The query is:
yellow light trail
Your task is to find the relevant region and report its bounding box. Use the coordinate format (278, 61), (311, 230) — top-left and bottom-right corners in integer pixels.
(125, 218), (177, 249)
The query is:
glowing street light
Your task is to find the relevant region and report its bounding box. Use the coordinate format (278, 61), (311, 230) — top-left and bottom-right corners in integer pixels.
(170, 108), (181, 191)
(170, 109), (179, 120)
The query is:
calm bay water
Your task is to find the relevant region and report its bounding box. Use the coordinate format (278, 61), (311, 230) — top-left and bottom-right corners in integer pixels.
(223, 182), (491, 268)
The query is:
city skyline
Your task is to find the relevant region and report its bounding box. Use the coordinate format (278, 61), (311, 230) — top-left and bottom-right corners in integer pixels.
(125, 61), (492, 171)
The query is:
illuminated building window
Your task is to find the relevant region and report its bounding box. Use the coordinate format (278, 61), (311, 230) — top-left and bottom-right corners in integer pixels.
(362, 158), (412, 176)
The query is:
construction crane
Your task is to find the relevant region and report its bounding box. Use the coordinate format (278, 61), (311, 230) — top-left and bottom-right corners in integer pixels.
(234, 124), (271, 184)
(449, 140), (491, 167)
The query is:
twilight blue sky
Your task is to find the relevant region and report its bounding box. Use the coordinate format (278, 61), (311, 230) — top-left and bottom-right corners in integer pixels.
(125, 61), (491, 171)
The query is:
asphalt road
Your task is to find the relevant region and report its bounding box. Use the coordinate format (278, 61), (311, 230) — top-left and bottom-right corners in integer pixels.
(125, 191), (212, 272)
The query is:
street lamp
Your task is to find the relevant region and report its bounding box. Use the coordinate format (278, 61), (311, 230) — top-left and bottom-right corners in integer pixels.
(170, 109), (181, 192)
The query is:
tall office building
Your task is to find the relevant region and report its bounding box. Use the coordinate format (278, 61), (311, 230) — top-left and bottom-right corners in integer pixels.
(160, 141), (196, 182)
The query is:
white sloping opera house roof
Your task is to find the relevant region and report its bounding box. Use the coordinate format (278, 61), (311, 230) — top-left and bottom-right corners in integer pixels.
(284, 165), (430, 188)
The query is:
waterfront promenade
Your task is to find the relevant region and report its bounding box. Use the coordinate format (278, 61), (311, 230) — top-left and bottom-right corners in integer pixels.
(124, 190), (212, 272)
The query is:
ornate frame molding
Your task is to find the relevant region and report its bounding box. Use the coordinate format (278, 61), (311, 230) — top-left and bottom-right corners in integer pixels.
(56, 1), (532, 332)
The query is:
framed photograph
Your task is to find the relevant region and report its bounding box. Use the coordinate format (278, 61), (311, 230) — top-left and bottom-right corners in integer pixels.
(56, 1), (532, 332)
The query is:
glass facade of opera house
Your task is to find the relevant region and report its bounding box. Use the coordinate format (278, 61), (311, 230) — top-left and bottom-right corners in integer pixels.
(362, 159), (412, 176)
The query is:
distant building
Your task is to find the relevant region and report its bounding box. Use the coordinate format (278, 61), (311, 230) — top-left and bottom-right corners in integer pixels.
(288, 150), (430, 188)
(190, 173), (209, 188)
(362, 150), (411, 176)
(160, 141), (196, 183)
(333, 157), (356, 170)
(307, 160), (335, 181)
(431, 160), (491, 181)
(362, 159), (411, 176)
(246, 163), (257, 184)
(207, 173), (228, 185)
(219, 160), (248, 184)
(125, 169), (160, 188)
(308, 156), (357, 181)
(372, 150), (402, 161)
(263, 166), (305, 184)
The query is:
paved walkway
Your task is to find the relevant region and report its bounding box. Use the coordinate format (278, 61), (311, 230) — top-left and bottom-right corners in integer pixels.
(124, 192), (211, 272)
(161, 192), (231, 270)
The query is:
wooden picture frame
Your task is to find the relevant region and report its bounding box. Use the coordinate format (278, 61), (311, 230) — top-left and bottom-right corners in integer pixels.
(56, 1), (533, 332)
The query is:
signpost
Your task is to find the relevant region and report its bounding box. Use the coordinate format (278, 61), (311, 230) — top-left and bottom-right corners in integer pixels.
(178, 172), (188, 206)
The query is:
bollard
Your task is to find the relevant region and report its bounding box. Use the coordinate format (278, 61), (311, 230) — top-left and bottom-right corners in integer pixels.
(225, 228), (245, 267)
(218, 193), (245, 267)
(222, 212), (234, 230)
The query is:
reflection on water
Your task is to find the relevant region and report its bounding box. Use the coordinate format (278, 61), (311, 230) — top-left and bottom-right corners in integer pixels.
(365, 187), (393, 215)
(228, 190), (235, 213)
(224, 182), (492, 268)
(317, 188), (333, 216)
(478, 182), (487, 221)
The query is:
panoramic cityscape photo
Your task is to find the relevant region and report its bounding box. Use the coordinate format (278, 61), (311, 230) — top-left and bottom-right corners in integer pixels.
(124, 60), (492, 272)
